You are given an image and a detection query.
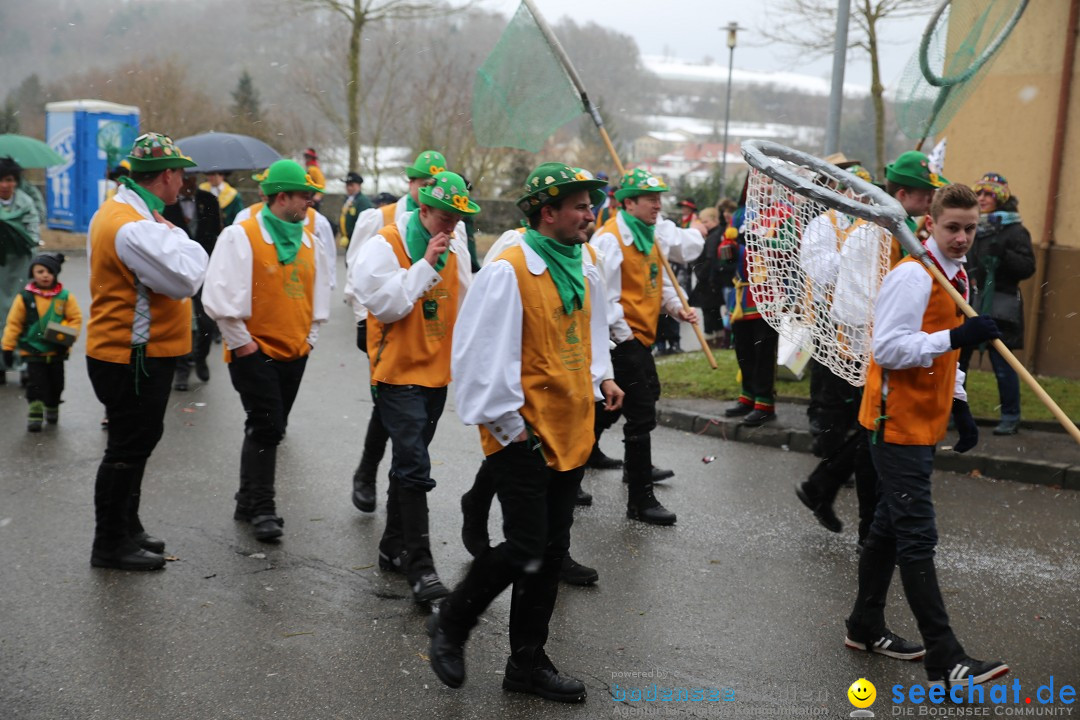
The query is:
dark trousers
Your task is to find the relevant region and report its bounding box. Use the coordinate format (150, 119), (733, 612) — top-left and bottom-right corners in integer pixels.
(228, 351), (308, 446)
(959, 345), (1020, 421)
(732, 317), (778, 407)
(803, 370), (879, 542)
(655, 314), (680, 350)
(376, 383), (447, 579)
(88, 355), (176, 465)
(440, 442), (580, 658)
(596, 338), (660, 442)
(228, 351), (308, 515)
(175, 292), (216, 380)
(25, 357), (65, 407)
(849, 437), (963, 669)
(87, 354), (177, 551)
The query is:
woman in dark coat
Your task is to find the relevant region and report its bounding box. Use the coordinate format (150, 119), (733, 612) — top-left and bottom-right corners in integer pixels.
(689, 199), (737, 347)
(961, 172), (1036, 435)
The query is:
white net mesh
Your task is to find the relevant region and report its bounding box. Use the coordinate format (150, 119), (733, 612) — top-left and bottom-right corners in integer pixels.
(743, 163), (893, 386)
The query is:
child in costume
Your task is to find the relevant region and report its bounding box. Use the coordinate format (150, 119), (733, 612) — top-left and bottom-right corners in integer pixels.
(2, 252), (82, 431)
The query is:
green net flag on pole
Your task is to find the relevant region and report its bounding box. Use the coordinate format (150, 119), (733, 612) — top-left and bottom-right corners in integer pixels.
(894, 0), (1028, 148)
(472, 1), (584, 152)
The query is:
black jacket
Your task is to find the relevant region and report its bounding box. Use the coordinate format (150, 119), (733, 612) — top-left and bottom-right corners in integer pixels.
(966, 210), (1035, 348)
(163, 189), (224, 255)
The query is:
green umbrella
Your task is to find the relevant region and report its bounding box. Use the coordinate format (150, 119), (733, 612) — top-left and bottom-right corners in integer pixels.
(0, 134), (66, 168)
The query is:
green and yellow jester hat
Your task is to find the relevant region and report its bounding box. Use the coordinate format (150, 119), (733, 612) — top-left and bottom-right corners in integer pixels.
(406, 150), (447, 180)
(614, 167), (669, 202)
(125, 133), (197, 172)
(418, 170), (480, 215)
(516, 162), (607, 216)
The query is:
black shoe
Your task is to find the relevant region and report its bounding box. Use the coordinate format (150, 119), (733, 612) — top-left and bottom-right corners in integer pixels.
(808, 417), (825, 436)
(195, 360), (210, 382)
(426, 612), (466, 689)
(627, 488), (677, 526)
(91, 546), (166, 571)
(351, 468), (376, 513)
(723, 403), (753, 417)
(378, 548), (407, 573)
(132, 530), (166, 554)
(927, 657), (1009, 687)
(560, 557), (599, 586)
(741, 409), (776, 427)
(45, 406), (59, 424)
(251, 514), (284, 542)
(502, 652), (587, 703)
(460, 492), (491, 558)
(992, 419), (1019, 436)
(650, 466), (674, 483)
(845, 630), (925, 661)
(795, 484), (843, 533)
(574, 485), (592, 506)
(586, 444), (623, 470)
(412, 572), (450, 604)
(173, 380), (189, 392)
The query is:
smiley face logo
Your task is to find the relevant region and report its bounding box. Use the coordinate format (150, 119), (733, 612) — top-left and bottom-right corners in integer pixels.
(847, 678), (876, 709)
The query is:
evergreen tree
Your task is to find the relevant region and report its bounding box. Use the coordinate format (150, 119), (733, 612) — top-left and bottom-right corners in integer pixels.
(230, 70), (264, 135)
(0, 96), (19, 134)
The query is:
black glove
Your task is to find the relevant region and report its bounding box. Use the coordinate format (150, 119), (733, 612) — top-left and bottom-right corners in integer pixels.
(2, 350), (13, 368)
(949, 316), (1001, 349)
(952, 399), (978, 453)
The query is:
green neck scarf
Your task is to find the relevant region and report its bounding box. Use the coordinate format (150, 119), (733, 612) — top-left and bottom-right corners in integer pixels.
(523, 229), (585, 315)
(119, 176), (165, 214)
(259, 205), (305, 265)
(620, 209), (656, 255)
(405, 193), (419, 213)
(405, 208), (448, 272)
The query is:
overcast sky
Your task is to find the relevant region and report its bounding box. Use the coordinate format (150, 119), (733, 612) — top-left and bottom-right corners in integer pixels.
(478, 0), (930, 91)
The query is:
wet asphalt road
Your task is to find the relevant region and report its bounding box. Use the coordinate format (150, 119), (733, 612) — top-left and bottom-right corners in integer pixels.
(1, 255), (1077, 719)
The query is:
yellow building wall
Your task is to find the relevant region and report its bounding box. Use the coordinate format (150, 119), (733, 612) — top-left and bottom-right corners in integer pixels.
(941, 1), (1080, 377)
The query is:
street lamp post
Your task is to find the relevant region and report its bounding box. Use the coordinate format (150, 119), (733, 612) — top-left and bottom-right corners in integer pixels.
(719, 22), (744, 196)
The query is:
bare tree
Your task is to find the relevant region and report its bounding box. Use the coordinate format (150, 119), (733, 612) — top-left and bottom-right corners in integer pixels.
(762, 0), (935, 177)
(285, 0), (474, 172)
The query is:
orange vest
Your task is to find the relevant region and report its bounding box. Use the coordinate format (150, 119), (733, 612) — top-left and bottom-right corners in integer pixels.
(380, 202), (396, 227)
(598, 216), (662, 347)
(859, 257), (964, 445)
(226, 216), (317, 363)
(367, 224), (459, 387)
(86, 198), (191, 363)
(478, 244), (596, 471)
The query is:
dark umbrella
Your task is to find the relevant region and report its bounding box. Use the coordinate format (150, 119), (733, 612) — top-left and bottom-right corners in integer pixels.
(174, 132), (282, 173)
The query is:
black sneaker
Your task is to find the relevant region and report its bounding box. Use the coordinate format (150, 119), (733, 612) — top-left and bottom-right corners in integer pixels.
(412, 572), (450, 604)
(928, 657), (1009, 687)
(560, 557), (599, 586)
(845, 630), (925, 661)
(795, 484), (843, 533)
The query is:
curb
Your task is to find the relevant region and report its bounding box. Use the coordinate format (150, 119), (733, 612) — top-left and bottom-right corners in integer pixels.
(657, 406), (1080, 491)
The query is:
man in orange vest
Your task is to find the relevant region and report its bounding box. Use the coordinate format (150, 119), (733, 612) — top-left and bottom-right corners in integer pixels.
(428, 162), (621, 701)
(342, 150), (455, 514)
(85, 133), (208, 571)
(203, 160), (330, 542)
(350, 170), (476, 604)
(846, 184), (1007, 687)
(590, 168), (704, 525)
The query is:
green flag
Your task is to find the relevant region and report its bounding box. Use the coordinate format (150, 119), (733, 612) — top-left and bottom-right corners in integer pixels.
(472, 1), (583, 152)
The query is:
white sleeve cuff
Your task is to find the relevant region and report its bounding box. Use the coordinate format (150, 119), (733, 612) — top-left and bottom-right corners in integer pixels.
(484, 412), (526, 447)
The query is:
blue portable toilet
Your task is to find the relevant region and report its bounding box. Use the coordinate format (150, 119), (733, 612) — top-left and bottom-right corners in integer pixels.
(45, 100), (140, 233)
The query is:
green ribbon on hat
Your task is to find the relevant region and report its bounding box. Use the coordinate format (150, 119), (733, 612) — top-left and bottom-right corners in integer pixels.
(259, 205), (305, 265)
(522, 228), (584, 315)
(620, 209), (655, 255)
(404, 208), (448, 272)
(118, 176), (165, 214)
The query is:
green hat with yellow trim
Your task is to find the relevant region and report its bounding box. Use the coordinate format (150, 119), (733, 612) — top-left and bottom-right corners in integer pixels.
(418, 170), (480, 215)
(614, 167), (669, 201)
(406, 150), (447, 179)
(516, 162), (607, 216)
(884, 151), (948, 190)
(125, 132), (197, 172)
(572, 167), (608, 209)
(259, 159), (323, 195)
